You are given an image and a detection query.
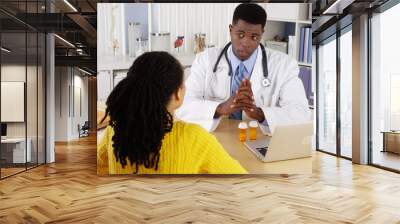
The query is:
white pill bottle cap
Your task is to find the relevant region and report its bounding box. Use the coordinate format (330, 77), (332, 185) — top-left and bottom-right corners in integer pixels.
(249, 121), (259, 128)
(238, 122), (248, 129)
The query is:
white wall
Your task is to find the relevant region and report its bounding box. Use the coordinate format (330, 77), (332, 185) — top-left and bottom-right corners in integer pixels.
(97, 3), (126, 58)
(1, 63), (46, 163)
(151, 3), (309, 54)
(55, 67), (69, 141)
(124, 3), (148, 55)
(1, 65), (29, 138)
(151, 3), (237, 53)
(54, 67), (89, 141)
(72, 73), (89, 138)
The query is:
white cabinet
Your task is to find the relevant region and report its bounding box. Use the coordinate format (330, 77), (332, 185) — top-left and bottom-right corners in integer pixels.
(265, 3), (301, 21)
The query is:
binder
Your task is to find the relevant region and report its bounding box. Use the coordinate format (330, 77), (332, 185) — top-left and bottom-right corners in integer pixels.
(299, 27), (305, 62)
(303, 28), (309, 63)
(307, 28), (312, 64)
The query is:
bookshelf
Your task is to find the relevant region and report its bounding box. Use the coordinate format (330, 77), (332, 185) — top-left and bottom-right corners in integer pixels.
(261, 3), (312, 67)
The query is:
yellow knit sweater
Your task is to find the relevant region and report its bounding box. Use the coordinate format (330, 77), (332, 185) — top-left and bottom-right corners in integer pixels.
(97, 121), (247, 174)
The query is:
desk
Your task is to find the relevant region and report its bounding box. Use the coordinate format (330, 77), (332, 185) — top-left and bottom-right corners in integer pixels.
(212, 119), (312, 174)
(1, 138), (31, 164)
(381, 131), (400, 154)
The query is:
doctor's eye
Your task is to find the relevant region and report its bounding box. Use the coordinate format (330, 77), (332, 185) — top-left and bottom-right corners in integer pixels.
(238, 33), (245, 39)
(252, 35), (260, 41)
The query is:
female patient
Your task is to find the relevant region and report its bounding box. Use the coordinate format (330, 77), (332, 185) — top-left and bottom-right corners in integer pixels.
(98, 51), (247, 174)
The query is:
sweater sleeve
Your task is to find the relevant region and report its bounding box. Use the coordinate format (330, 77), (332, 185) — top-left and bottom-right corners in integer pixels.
(97, 127), (111, 175)
(185, 123), (247, 174)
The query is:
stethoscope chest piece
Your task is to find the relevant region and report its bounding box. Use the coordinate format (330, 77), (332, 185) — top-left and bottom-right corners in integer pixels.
(262, 78), (271, 87)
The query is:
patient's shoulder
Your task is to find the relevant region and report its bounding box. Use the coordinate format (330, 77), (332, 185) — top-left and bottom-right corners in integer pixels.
(175, 120), (207, 133)
(174, 121), (212, 140)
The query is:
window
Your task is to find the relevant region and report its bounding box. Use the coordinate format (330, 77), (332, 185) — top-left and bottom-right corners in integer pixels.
(370, 2), (400, 171)
(317, 25), (353, 159)
(390, 74), (400, 130)
(339, 28), (352, 158)
(317, 36), (337, 154)
(0, 1), (47, 179)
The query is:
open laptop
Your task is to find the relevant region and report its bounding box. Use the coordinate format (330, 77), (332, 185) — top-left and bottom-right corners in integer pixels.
(244, 123), (313, 162)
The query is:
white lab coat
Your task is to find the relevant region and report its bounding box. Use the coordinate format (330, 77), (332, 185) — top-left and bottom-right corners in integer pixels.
(175, 45), (311, 135)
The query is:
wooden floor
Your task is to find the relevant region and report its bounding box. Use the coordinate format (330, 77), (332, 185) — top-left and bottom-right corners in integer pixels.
(1, 163), (45, 178)
(1, 167), (26, 178)
(373, 151), (400, 171)
(1, 136), (400, 223)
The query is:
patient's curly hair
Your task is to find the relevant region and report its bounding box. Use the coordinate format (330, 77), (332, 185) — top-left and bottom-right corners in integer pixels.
(102, 51), (184, 173)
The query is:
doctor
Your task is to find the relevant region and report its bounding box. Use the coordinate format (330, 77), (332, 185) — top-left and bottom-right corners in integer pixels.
(176, 3), (311, 135)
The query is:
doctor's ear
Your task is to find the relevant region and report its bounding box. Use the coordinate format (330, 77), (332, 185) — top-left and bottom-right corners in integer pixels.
(229, 24), (233, 33)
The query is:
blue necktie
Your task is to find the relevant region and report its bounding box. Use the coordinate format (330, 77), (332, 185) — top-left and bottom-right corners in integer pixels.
(230, 63), (246, 120)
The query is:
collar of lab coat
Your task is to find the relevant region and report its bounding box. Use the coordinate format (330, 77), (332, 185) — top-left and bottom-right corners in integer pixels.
(228, 45), (259, 78)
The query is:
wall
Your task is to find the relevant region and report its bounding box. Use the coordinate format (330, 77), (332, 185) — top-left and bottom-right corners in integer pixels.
(54, 67), (89, 141)
(72, 73), (89, 138)
(88, 77), (97, 132)
(97, 3), (126, 58)
(1, 65), (37, 138)
(124, 3), (148, 55)
(54, 67), (69, 141)
(1, 62), (45, 165)
(151, 3), (310, 54)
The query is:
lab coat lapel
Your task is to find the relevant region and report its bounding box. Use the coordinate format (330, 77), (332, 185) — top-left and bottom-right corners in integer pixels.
(210, 49), (231, 100)
(250, 45), (263, 99)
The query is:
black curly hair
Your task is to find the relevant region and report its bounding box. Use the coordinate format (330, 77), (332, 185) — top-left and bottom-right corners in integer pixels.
(102, 51), (184, 173)
(233, 3), (267, 28)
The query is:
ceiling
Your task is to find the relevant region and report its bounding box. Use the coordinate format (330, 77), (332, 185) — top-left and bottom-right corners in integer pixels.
(0, 0), (98, 74)
(312, 0), (391, 43)
(1, 0), (316, 75)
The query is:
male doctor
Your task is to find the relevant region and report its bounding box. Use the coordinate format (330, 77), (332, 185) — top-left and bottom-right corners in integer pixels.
(176, 3), (311, 135)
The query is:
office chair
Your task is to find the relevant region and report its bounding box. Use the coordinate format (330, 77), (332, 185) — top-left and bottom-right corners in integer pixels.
(78, 121), (90, 138)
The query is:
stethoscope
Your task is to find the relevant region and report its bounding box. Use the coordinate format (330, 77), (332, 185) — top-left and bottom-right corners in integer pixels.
(212, 42), (271, 87)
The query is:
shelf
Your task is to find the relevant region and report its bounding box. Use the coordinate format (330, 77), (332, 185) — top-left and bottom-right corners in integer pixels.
(267, 18), (297, 23)
(298, 20), (312, 25)
(268, 18), (311, 24)
(298, 62), (312, 67)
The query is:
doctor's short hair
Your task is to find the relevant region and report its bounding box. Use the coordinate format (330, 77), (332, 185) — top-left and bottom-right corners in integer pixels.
(232, 3), (267, 28)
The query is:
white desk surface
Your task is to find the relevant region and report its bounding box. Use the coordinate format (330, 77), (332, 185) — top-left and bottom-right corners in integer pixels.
(1, 138), (27, 144)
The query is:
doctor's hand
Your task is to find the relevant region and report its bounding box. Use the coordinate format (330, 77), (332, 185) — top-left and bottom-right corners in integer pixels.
(232, 79), (266, 123)
(215, 78), (255, 118)
(214, 94), (240, 118)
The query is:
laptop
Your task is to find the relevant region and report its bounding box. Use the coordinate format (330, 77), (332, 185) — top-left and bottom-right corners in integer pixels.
(244, 123), (313, 162)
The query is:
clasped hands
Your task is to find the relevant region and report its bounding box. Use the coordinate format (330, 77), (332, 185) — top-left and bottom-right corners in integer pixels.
(214, 78), (265, 123)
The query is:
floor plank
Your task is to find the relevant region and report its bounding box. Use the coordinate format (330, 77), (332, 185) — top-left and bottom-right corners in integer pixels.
(0, 135), (399, 223)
